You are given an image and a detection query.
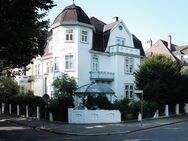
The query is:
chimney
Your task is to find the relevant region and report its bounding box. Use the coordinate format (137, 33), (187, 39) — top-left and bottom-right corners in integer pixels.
(112, 16), (119, 22)
(147, 39), (152, 48)
(168, 35), (172, 50)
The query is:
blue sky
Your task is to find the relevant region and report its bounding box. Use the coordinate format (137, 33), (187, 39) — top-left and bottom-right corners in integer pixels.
(46, 0), (188, 50)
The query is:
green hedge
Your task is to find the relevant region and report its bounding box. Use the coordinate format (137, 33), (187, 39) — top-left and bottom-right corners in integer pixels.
(6, 95), (45, 117)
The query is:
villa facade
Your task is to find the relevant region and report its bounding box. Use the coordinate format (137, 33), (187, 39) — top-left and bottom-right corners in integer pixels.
(18, 4), (144, 101)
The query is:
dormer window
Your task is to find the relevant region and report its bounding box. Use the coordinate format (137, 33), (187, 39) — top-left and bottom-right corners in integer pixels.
(81, 30), (88, 43)
(66, 29), (74, 42)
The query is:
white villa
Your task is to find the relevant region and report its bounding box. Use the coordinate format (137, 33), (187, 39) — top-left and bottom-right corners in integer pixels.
(18, 3), (144, 101)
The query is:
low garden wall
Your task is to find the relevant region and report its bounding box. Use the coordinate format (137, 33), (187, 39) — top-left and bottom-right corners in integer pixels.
(68, 108), (121, 124)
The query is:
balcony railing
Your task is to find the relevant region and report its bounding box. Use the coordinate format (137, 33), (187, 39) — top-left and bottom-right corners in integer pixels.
(109, 45), (140, 56)
(89, 71), (114, 81)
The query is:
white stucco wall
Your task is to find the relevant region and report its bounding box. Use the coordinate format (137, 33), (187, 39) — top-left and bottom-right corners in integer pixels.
(68, 108), (121, 124)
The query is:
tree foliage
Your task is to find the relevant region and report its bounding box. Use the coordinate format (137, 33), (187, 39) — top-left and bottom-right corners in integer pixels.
(0, 77), (19, 102)
(0, 0), (55, 73)
(52, 74), (77, 98)
(135, 55), (181, 105)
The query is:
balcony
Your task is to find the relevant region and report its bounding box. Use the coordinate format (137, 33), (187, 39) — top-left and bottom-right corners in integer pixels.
(109, 45), (140, 56)
(89, 71), (114, 81)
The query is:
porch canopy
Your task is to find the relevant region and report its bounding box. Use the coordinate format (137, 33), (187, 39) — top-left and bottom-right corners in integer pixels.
(75, 82), (115, 96)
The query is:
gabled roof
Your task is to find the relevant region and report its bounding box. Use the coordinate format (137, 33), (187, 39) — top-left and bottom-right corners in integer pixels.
(103, 21), (119, 32)
(161, 40), (177, 51)
(146, 39), (179, 62)
(90, 17), (106, 52)
(132, 34), (145, 56)
(173, 45), (188, 54)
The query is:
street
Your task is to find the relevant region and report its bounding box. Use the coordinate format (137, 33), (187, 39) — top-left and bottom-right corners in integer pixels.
(1, 119), (188, 141)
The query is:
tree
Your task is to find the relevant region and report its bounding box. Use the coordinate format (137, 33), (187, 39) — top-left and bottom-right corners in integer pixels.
(52, 74), (77, 98)
(0, 77), (19, 102)
(50, 73), (76, 121)
(0, 0), (55, 74)
(135, 55), (181, 105)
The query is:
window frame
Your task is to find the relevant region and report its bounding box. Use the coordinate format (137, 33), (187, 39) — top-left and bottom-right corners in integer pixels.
(65, 29), (74, 42)
(92, 55), (99, 72)
(65, 53), (74, 71)
(124, 56), (134, 74)
(81, 30), (88, 43)
(125, 83), (134, 99)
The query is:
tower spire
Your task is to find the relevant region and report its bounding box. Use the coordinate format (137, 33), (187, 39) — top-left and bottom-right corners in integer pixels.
(73, 0), (75, 4)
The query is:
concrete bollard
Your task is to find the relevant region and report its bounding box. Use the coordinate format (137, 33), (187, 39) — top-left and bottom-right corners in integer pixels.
(153, 109), (159, 118)
(185, 103), (188, 113)
(138, 113), (142, 121)
(2, 103), (5, 114)
(36, 106), (40, 120)
(17, 104), (20, 116)
(175, 104), (179, 115)
(49, 112), (53, 122)
(9, 104), (12, 114)
(165, 104), (169, 117)
(26, 105), (29, 118)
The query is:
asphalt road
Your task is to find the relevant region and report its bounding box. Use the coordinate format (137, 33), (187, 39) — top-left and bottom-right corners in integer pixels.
(1, 120), (188, 141)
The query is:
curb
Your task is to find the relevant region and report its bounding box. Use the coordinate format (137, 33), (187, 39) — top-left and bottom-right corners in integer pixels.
(7, 118), (188, 136)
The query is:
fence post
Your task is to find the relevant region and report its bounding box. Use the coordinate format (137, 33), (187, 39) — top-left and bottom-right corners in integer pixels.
(2, 103), (5, 114)
(153, 109), (159, 118)
(185, 103), (188, 113)
(17, 104), (20, 116)
(9, 104), (12, 114)
(36, 106), (40, 120)
(165, 104), (169, 116)
(175, 104), (179, 115)
(26, 105), (29, 118)
(49, 112), (53, 122)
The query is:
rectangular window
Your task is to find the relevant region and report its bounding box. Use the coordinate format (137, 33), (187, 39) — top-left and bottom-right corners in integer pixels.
(54, 57), (59, 71)
(125, 84), (134, 99)
(46, 62), (50, 73)
(81, 31), (88, 43)
(116, 37), (125, 46)
(124, 57), (134, 73)
(92, 55), (99, 72)
(50, 61), (53, 73)
(65, 54), (74, 71)
(66, 30), (74, 42)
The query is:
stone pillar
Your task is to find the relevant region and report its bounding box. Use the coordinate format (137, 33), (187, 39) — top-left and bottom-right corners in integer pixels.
(2, 103), (5, 114)
(17, 104), (20, 116)
(9, 104), (12, 114)
(49, 112), (53, 122)
(185, 103), (188, 113)
(26, 105), (29, 118)
(165, 104), (169, 116)
(175, 104), (179, 115)
(36, 106), (40, 120)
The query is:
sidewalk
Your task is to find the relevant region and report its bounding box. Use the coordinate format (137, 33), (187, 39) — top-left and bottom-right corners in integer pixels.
(1, 114), (188, 136)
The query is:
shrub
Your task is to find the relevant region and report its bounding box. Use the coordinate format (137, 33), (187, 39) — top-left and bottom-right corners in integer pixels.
(112, 98), (159, 120)
(83, 95), (112, 110)
(48, 95), (74, 122)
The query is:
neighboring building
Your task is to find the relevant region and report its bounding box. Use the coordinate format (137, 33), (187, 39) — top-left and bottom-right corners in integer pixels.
(19, 3), (144, 101)
(173, 45), (188, 65)
(145, 35), (178, 62)
(146, 35), (188, 66)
